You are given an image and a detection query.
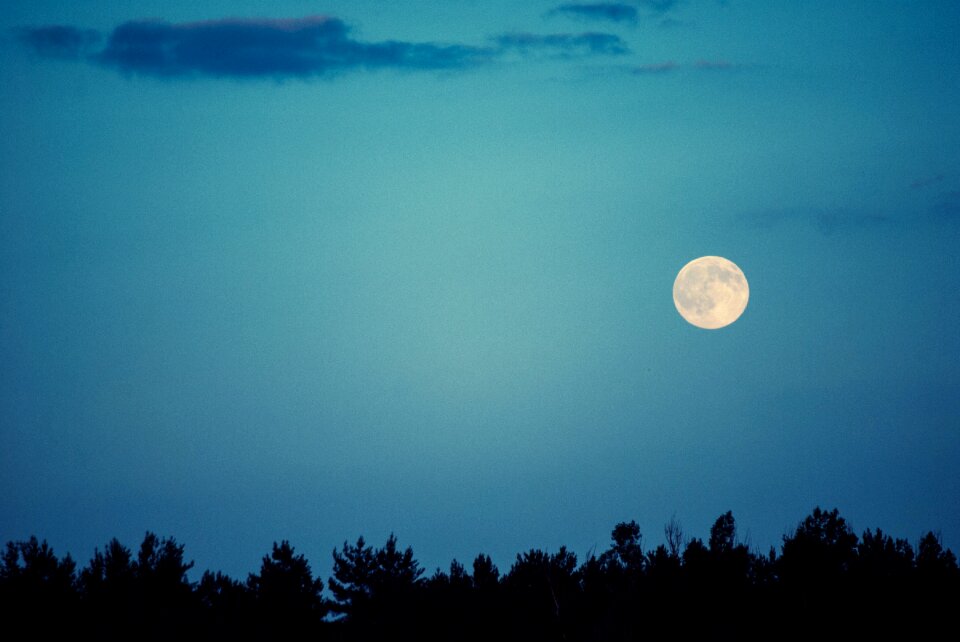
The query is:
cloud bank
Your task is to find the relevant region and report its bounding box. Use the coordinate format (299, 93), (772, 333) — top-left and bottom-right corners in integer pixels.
(17, 16), (629, 80)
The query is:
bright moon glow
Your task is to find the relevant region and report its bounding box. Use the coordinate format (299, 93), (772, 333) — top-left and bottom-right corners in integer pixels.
(673, 256), (749, 329)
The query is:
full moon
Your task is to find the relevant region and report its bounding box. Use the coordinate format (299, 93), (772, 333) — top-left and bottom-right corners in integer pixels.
(673, 256), (749, 329)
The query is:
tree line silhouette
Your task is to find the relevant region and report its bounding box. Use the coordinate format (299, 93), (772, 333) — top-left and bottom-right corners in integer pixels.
(1, 507), (957, 640)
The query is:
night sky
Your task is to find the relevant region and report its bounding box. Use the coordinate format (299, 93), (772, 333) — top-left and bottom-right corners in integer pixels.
(2, 1), (959, 580)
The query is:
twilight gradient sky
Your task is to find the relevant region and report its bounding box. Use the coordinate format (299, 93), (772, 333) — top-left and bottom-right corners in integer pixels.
(2, 1), (959, 579)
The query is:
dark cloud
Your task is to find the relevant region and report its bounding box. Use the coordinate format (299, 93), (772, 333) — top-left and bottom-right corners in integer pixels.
(547, 3), (639, 23)
(93, 16), (492, 78)
(18, 16), (630, 79)
(16, 25), (100, 59)
(494, 32), (629, 56)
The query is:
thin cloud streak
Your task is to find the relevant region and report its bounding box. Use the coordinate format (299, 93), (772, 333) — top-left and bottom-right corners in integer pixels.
(547, 3), (639, 23)
(494, 32), (629, 56)
(692, 59), (739, 70)
(631, 59), (744, 74)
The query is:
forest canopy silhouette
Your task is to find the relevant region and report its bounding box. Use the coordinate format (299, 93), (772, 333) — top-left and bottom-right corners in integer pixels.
(1, 507), (956, 640)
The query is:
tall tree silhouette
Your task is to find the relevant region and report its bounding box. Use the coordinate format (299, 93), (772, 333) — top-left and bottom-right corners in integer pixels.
(777, 507), (860, 636)
(77, 533), (196, 640)
(470, 553), (502, 639)
(916, 531), (958, 579)
(472, 553), (500, 591)
(329, 534), (423, 639)
(197, 570), (253, 639)
(247, 540), (326, 638)
(601, 521), (645, 575)
(708, 511), (737, 554)
(647, 517), (684, 588)
(707, 511), (752, 586)
(422, 560), (473, 641)
(581, 521), (648, 641)
(81, 537), (134, 596)
(780, 507), (858, 585)
(913, 530), (960, 632)
(503, 547), (579, 641)
(79, 537), (137, 639)
(0, 537), (77, 636)
(855, 528), (914, 581)
(137, 533), (196, 639)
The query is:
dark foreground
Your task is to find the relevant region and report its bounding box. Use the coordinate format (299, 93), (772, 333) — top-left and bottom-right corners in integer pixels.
(2, 507), (957, 640)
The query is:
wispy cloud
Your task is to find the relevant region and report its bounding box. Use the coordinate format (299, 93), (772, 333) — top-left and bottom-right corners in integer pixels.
(631, 59), (743, 74)
(547, 3), (639, 23)
(810, 211), (890, 234)
(494, 32), (629, 56)
(632, 61), (679, 74)
(692, 59), (740, 71)
(16, 16), (630, 79)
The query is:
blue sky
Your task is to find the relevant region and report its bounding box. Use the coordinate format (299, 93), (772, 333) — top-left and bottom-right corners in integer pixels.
(2, 1), (959, 579)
